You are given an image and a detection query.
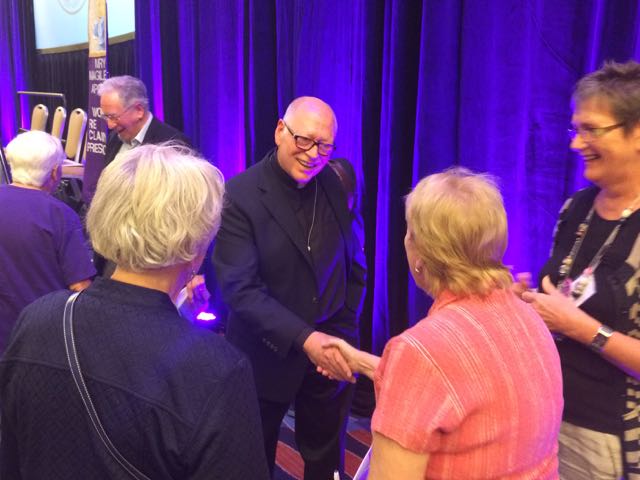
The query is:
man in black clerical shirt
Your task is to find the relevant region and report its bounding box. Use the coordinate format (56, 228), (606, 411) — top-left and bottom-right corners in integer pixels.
(213, 97), (366, 480)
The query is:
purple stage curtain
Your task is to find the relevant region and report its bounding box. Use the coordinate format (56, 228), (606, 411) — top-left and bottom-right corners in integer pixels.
(3, 0), (640, 356)
(0, 0), (31, 144)
(113, 0), (640, 353)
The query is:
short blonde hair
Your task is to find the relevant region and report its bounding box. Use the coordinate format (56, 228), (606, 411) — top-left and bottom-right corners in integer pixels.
(405, 167), (511, 297)
(5, 131), (64, 187)
(87, 143), (224, 271)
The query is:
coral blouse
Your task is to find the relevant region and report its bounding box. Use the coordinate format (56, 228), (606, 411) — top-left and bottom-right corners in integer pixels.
(372, 289), (562, 479)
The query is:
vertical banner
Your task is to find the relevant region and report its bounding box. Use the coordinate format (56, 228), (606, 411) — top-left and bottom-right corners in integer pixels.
(83, 0), (108, 204)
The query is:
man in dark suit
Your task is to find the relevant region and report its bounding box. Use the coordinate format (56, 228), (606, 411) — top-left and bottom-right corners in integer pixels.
(99, 75), (190, 169)
(92, 76), (194, 281)
(82, 75), (190, 203)
(213, 97), (366, 480)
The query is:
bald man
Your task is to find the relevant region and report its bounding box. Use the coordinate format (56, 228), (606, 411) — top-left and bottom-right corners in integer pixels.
(213, 97), (366, 479)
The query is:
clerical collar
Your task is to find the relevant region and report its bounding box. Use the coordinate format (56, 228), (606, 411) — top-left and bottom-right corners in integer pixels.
(270, 149), (313, 190)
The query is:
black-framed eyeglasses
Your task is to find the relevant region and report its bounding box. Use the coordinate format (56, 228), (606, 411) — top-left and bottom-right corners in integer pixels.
(568, 122), (625, 142)
(99, 104), (134, 122)
(283, 121), (335, 156)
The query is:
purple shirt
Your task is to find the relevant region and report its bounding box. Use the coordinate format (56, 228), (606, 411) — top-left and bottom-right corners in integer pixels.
(0, 185), (95, 351)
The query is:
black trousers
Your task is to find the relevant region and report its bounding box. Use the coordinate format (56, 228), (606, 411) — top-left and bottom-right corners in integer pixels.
(259, 365), (355, 480)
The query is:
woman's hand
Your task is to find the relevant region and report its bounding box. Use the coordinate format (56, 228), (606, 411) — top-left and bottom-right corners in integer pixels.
(317, 339), (380, 381)
(521, 276), (598, 342)
(304, 333), (355, 383)
(523, 280), (640, 381)
(325, 339), (360, 372)
(316, 338), (358, 383)
(512, 271), (532, 298)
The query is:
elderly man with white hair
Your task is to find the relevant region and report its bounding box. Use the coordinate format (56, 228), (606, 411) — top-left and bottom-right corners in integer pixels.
(0, 130), (95, 353)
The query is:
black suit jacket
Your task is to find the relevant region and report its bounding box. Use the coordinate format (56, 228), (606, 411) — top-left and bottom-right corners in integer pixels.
(84, 116), (190, 203)
(212, 150), (366, 402)
(104, 115), (191, 166)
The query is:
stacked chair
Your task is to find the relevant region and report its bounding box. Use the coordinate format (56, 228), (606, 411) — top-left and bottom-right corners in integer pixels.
(30, 104), (49, 131)
(50, 106), (67, 139)
(57, 108), (88, 212)
(64, 108), (87, 163)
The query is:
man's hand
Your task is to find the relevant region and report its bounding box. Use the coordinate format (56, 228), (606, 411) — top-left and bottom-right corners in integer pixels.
(186, 274), (211, 309)
(321, 339), (360, 375)
(303, 332), (355, 382)
(319, 338), (380, 381)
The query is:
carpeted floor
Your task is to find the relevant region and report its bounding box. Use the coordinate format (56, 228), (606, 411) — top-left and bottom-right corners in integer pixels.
(274, 410), (372, 480)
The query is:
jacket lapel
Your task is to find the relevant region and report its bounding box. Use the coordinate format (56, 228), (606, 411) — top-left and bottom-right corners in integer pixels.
(256, 153), (355, 271)
(105, 132), (123, 165)
(141, 117), (160, 144)
(257, 158), (315, 269)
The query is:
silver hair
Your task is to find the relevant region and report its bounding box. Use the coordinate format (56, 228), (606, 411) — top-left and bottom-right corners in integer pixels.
(97, 75), (150, 110)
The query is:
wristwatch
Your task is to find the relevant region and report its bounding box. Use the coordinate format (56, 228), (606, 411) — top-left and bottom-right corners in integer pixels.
(589, 325), (614, 353)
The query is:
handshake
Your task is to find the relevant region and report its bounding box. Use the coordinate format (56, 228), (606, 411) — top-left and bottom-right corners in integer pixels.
(302, 332), (379, 383)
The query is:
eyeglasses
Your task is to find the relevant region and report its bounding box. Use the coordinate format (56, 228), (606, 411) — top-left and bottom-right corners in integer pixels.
(99, 104), (134, 122)
(568, 122), (625, 142)
(283, 121), (335, 156)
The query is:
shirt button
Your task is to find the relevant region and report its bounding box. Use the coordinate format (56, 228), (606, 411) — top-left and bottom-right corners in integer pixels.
(312, 296), (318, 304)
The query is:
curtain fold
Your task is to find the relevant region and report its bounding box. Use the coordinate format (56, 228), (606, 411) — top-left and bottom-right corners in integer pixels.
(371, 0), (423, 352)
(135, 0), (165, 123)
(3, 0), (640, 356)
(176, 0), (248, 179)
(0, 0), (32, 143)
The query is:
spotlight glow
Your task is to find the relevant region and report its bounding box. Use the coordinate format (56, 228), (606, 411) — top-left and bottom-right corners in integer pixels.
(196, 311), (217, 322)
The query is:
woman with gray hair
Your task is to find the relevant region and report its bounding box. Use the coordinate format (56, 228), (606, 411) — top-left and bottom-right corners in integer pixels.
(0, 144), (269, 479)
(518, 60), (640, 479)
(0, 130), (95, 353)
(323, 168), (563, 479)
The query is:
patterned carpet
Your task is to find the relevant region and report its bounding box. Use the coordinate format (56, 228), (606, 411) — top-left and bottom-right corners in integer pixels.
(274, 411), (372, 480)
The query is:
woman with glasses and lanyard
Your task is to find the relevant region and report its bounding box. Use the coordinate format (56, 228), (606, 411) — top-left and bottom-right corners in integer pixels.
(518, 60), (640, 479)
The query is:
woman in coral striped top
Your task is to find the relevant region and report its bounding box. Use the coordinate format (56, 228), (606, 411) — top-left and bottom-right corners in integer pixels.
(323, 167), (563, 479)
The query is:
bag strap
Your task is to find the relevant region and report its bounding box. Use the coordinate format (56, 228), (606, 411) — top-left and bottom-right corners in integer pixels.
(63, 292), (151, 480)
(352, 446), (371, 480)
